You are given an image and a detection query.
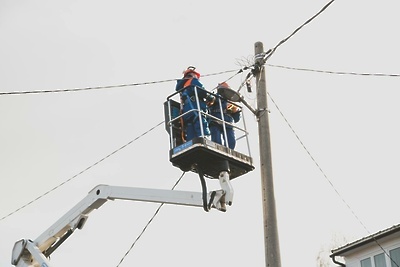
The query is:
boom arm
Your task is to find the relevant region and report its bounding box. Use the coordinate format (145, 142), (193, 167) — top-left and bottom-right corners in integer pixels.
(11, 183), (232, 267)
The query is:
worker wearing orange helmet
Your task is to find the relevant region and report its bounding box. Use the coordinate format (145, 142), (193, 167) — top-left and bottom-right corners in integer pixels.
(175, 66), (213, 141)
(208, 82), (241, 149)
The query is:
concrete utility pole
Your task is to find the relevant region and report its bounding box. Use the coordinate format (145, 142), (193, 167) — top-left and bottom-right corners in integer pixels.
(254, 41), (282, 267)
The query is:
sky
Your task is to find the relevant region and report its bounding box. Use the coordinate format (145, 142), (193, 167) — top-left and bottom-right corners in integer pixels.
(1, 0), (400, 266)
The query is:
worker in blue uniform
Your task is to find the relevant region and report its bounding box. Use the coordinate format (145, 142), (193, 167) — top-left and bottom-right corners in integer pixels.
(208, 82), (241, 149)
(176, 66), (213, 142)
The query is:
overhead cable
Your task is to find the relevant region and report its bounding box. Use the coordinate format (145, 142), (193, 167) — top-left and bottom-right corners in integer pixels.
(0, 79), (177, 96)
(263, 0), (336, 63)
(0, 70), (239, 96)
(0, 121), (164, 222)
(115, 171), (185, 267)
(268, 64), (400, 77)
(268, 91), (366, 230)
(2, 63), (400, 97)
(267, 91), (397, 265)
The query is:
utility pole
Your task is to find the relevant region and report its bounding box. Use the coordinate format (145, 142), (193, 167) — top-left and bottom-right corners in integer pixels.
(254, 41), (282, 267)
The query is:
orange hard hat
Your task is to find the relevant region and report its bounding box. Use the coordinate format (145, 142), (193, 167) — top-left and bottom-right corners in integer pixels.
(217, 82), (231, 95)
(217, 82), (231, 90)
(183, 66), (200, 79)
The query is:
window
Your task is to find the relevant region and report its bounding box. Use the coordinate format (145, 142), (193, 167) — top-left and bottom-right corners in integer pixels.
(362, 258), (372, 267)
(375, 253), (387, 267)
(390, 247), (400, 267)
(359, 247), (400, 267)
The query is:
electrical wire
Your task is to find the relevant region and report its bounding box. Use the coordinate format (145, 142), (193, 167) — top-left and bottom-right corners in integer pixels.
(0, 80), (177, 96)
(1, 0), (397, 257)
(2, 58), (394, 223)
(267, 64), (400, 77)
(0, 67), (243, 222)
(2, 63), (399, 98)
(267, 91), (368, 229)
(2, 63), (398, 265)
(267, 91), (399, 266)
(263, 0), (336, 63)
(0, 121), (164, 222)
(2, 0), (397, 263)
(115, 171), (185, 267)
(261, 5), (400, 253)
(0, 70), (239, 96)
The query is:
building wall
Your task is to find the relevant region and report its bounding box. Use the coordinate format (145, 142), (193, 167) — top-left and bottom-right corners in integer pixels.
(344, 238), (400, 267)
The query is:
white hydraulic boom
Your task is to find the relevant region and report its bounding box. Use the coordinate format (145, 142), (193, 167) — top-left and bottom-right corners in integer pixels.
(11, 179), (233, 267)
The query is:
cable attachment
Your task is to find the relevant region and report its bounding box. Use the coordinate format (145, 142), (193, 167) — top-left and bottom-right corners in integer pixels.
(255, 48), (272, 63)
(253, 48), (271, 75)
(206, 172), (234, 212)
(195, 165), (234, 212)
(251, 63), (262, 77)
(245, 72), (253, 93)
(195, 165), (210, 212)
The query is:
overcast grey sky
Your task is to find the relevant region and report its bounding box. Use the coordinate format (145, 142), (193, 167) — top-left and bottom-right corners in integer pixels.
(1, 1), (400, 266)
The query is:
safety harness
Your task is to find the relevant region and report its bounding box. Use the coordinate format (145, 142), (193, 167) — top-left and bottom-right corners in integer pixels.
(179, 78), (203, 136)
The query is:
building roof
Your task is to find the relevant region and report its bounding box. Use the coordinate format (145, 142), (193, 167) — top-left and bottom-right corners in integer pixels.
(331, 224), (400, 257)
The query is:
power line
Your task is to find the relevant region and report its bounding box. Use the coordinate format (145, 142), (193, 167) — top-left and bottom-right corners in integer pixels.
(0, 79), (177, 96)
(2, 63), (399, 97)
(268, 64), (400, 77)
(0, 121), (164, 222)
(0, 69), (239, 96)
(262, 0), (336, 63)
(0, 68), (243, 222)
(268, 90), (367, 228)
(115, 171), (185, 267)
(267, 91), (397, 265)
(1, 62), (397, 223)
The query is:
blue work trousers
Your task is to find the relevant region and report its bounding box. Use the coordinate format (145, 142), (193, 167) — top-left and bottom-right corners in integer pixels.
(185, 115), (210, 141)
(210, 124), (236, 149)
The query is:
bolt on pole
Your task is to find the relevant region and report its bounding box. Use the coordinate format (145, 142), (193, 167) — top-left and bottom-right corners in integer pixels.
(254, 41), (282, 267)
